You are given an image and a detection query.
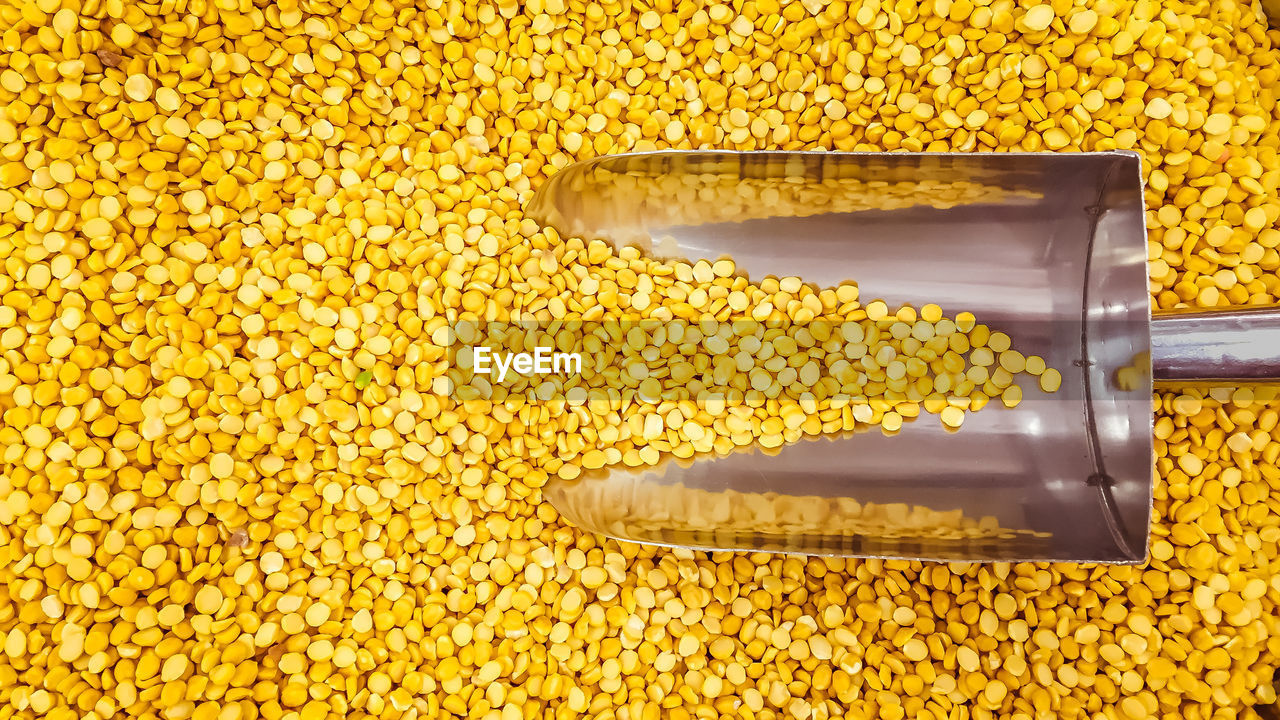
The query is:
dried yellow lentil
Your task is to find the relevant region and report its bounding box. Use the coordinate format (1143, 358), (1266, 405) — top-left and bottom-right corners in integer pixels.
(2, 0), (1280, 719)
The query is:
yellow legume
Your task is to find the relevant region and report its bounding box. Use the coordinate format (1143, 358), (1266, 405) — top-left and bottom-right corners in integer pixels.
(940, 406), (965, 429)
(2, 0), (1280, 719)
(1040, 367), (1064, 393)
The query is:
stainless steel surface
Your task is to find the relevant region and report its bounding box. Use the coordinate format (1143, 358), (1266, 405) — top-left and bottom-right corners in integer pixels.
(1152, 307), (1280, 384)
(1264, 0), (1280, 28)
(529, 150), (1155, 562)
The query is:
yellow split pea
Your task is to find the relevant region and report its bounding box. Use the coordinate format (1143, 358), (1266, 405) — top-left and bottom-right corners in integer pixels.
(455, 256), (1059, 463)
(2, 0), (1280, 719)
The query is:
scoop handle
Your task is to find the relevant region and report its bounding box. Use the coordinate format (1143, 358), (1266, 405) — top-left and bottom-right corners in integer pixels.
(1151, 306), (1280, 383)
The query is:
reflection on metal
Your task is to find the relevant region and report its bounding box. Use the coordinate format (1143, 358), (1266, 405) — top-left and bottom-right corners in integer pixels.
(546, 429), (1055, 561)
(1263, 0), (1280, 28)
(528, 152), (1046, 257)
(530, 150), (1162, 563)
(1152, 307), (1280, 384)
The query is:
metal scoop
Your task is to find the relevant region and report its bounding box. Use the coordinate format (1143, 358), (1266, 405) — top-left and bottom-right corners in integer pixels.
(526, 151), (1280, 563)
